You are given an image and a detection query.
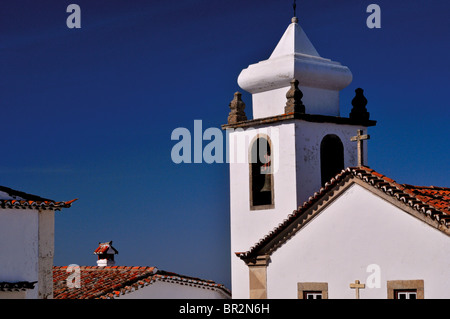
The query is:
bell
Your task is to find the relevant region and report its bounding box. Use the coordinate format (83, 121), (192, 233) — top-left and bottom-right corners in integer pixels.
(260, 173), (272, 192)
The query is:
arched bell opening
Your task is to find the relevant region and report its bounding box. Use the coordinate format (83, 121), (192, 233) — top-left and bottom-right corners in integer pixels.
(249, 135), (274, 210)
(320, 134), (344, 187)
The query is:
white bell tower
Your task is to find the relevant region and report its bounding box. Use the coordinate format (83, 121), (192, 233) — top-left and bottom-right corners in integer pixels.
(222, 16), (376, 298)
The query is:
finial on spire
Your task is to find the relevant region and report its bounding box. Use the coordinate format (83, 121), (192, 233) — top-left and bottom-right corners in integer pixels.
(227, 92), (247, 124)
(349, 88), (370, 121)
(291, 1), (298, 23)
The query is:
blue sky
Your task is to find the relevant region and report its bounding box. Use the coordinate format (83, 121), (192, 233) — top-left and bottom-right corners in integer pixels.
(0, 0), (448, 289)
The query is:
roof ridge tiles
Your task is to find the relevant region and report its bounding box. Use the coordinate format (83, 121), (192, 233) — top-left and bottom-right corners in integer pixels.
(402, 184), (450, 189)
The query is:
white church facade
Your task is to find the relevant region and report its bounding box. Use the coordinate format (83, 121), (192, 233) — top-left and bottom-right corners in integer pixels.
(222, 16), (450, 299)
(235, 167), (450, 299)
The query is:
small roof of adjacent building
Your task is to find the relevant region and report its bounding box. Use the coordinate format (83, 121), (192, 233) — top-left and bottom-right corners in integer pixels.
(0, 281), (37, 292)
(53, 266), (231, 299)
(0, 185), (77, 210)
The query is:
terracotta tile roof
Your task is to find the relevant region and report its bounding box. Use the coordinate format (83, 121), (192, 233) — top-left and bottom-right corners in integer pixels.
(0, 185), (77, 210)
(237, 166), (450, 260)
(401, 185), (450, 216)
(53, 266), (231, 299)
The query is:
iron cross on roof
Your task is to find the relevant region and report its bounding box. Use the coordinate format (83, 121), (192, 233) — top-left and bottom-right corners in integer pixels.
(350, 129), (370, 167)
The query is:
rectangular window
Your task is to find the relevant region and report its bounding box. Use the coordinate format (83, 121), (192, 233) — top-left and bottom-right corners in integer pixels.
(298, 283), (328, 299)
(387, 280), (424, 299)
(304, 291), (322, 299)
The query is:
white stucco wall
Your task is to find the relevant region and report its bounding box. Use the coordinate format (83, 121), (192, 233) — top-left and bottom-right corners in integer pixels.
(251, 86), (341, 119)
(266, 183), (450, 299)
(117, 280), (229, 299)
(0, 209), (39, 299)
(228, 120), (369, 298)
(229, 121), (298, 298)
(294, 121), (367, 205)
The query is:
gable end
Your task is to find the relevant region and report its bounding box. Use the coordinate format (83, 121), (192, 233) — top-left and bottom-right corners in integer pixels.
(237, 167), (450, 262)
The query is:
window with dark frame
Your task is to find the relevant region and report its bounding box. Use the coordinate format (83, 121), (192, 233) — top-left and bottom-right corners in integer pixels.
(387, 280), (424, 299)
(394, 289), (417, 299)
(298, 283), (328, 299)
(303, 291), (323, 299)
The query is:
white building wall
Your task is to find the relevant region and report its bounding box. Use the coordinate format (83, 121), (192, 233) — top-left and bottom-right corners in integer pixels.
(252, 86), (341, 119)
(294, 121), (367, 205)
(118, 280), (229, 299)
(228, 120), (368, 298)
(266, 184), (450, 299)
(229, 121), (298, 298)
(0, 209), (39, 299)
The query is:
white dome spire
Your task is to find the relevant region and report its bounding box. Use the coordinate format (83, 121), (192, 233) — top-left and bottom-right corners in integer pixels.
(269, 17), (320, 59)
(237, 18), (353, 118)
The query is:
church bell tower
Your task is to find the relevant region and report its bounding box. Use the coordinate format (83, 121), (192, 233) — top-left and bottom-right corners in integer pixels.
(222, 15), (376, 298)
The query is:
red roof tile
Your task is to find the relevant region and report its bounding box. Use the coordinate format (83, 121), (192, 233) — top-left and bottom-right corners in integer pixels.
(53, 266), (230, 299)
(93, 241), (118, 255)
(0, 185), (77, 210)
(401, 185), (450, 216)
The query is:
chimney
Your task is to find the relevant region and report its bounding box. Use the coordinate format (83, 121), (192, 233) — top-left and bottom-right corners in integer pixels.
(94, 241), (118, 267)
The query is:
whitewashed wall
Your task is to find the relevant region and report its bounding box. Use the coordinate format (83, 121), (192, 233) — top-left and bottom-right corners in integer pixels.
(266, 183), (450, 299)
(228, 120), (368, 298)
(294, 121), (367, 205)
(251, 86), (341, 119)
(229, 122), (298, 298)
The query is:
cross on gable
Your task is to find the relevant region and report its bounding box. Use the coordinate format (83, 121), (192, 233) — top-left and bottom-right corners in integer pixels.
(349, 280), (365, 299)
(350, 129), (370, 167)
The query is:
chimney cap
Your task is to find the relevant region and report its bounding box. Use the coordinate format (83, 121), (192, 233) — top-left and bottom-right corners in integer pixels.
(94, 241), (119, 255)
